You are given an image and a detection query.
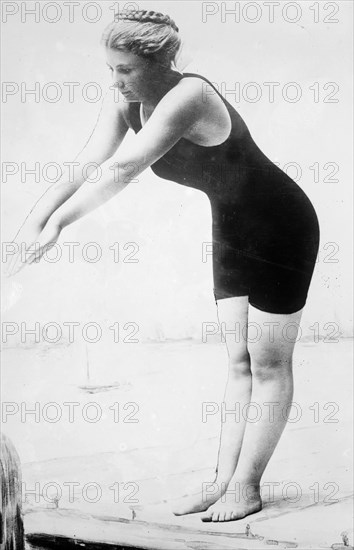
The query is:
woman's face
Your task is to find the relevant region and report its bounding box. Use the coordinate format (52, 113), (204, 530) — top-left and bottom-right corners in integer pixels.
(106, 48), (158, 102)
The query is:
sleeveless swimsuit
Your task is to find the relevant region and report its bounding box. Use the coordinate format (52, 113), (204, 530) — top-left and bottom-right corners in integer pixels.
(128, 72), (320, 314)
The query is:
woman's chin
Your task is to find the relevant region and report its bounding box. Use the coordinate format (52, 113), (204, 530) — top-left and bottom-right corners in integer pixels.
(120, 93), (137, 102)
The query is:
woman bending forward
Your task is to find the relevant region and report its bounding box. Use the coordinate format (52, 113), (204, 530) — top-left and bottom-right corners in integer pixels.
(7, 9), (320, 523)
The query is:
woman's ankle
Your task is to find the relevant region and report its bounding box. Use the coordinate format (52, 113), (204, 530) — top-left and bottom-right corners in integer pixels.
(213, 471), (234, 489)
(227, 477), (261, 494)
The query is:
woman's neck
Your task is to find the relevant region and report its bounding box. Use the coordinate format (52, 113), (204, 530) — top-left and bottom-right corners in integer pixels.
(141, 69), (183, 110)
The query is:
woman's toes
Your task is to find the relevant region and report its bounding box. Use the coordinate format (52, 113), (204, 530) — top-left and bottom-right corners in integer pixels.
(211, 511), (220, 522)
(224, 511), (233, 521)
(220, 511), (228, 522)
(201, 511), (212, 522)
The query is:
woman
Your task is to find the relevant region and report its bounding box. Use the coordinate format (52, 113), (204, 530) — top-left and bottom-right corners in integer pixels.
(6, 9), (320, 522)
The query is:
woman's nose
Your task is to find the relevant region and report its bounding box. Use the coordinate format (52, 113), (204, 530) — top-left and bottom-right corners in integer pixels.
(113, 72), (125, 89)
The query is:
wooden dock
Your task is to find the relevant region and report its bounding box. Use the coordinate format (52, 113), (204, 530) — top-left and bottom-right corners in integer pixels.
(25, 507), (299, 550)
(3, 340), (353, 549)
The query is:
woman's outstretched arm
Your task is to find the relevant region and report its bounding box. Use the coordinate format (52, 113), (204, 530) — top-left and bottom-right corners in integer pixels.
(6, 78), (205, 273)
(13, 89), (130, 235)
(46, 78), (205, 230)
(4, 90), (129, 276)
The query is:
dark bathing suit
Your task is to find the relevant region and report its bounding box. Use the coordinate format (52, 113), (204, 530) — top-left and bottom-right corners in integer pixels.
(128, 72), (320, 314)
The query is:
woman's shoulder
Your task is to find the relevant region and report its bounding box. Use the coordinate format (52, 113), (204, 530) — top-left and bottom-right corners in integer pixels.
(160, 73), (225, 114)
(160, 73), (232, 135)
(173, 73), (212, 101)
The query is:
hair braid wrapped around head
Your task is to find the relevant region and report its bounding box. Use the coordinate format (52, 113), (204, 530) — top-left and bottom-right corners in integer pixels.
(102, 8), (181, 68)
(115, 9), (179, 32)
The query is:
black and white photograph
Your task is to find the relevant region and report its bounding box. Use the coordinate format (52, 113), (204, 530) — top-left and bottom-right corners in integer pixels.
(1, 1), (353, 548)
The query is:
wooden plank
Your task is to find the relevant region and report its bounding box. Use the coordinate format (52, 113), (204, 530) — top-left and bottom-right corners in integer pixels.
(24, 508), (300, 550)
(21, 446), (353, 550)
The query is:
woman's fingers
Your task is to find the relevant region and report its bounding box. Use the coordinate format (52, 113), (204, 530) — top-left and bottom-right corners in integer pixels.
(4, 223), (61, 276)
(4, 249), (21, 277)
(3, 220), (44, 276)
(4, 254), (21, 277)
(6, 250), (28, 276)
(9, 259), (27, 276)
(4, 240), (39, 276)
(3, 241), (19, 276)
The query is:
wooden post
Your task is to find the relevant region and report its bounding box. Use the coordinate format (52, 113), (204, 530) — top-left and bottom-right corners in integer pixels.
(0, 433), (24, 550)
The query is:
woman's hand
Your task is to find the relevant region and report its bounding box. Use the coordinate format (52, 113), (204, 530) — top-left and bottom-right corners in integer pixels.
(4, 219), (43, 277)
(4, 219), (62, 277)
(26, 220), (62, 265)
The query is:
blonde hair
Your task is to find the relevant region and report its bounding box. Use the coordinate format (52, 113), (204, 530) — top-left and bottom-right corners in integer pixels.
(101, 9), (181, 69)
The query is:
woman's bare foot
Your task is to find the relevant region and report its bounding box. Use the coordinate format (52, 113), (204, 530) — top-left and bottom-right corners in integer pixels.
(201, 480), (262, 522)
(171, 479), (230, 516)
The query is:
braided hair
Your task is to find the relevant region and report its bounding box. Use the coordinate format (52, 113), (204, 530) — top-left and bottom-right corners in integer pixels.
(101, 9), (181, 69)
(114, 9), (179, 32)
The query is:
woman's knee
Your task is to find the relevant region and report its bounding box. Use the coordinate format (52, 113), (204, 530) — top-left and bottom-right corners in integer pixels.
(228, 354), (251, 377)
(246, 305), (302, 381)
(249, 351), (293, 381)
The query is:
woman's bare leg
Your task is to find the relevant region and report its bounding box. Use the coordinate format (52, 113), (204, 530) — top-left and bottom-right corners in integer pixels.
(172, 296), (251, 515)
(202, 304), (303, 522)
(212, 296), (252, 482)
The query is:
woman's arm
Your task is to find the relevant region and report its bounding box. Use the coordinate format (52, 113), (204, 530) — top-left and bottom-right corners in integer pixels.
(16, 89), (130, 234)
(7, 79), (206, 273)
(50, 79), (206, 230)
